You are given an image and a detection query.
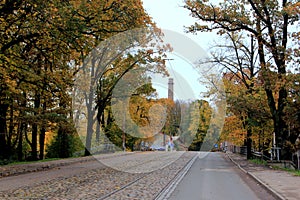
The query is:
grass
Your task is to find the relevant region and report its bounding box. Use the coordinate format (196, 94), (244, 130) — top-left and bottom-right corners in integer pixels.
(1, 157), (62, 166)
(0, 156), (82, 166)
(249, 158), (268, 166)
(270, 165), (300, 176)
(250, 158), (300, 176)
(293, 170), (300, 176)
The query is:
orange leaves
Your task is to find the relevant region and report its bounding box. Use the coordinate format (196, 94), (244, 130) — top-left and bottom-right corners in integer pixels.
(282, 1), (300, 16)
(146, 49), (154, 54)
(221, 115), (246, 146)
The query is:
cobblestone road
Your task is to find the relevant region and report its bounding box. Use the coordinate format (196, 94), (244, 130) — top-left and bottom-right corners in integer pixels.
(0, 151), (196, 200)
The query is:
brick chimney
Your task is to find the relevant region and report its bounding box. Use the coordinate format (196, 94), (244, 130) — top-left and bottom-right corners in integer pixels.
(168, 78), (174, 101)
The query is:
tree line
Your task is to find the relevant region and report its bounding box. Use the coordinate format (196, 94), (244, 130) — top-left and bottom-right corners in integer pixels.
(0, 0), (213, 163)
(1, 0), (299, 164)
(0, 0), (168, 162)
(184, 0), (300, 160)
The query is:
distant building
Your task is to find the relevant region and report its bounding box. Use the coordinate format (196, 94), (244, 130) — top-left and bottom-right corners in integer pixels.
(168, 78), (174, 101)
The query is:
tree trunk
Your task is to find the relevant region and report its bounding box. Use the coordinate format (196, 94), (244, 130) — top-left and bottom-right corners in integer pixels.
(246, 111), (253, 160)
(17, 92), (27, 161)
(96, 120), (100, 143)
(84, 93), (95, 156)
(39, 102), (47, 160)
(39, 127), (46, 160)
(31, 93), (41, 161)
(17, 122), (25, 161)
(7, 102), (14, 157)
(274, 110), (289, 159)
(246, 128), (252, 160)
(0, 103), (8, 160)
(256, 11), (289, 160)
(31, 123), (38, 160)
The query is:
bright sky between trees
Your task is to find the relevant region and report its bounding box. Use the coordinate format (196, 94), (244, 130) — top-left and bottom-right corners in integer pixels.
(142, 0), (218, 101)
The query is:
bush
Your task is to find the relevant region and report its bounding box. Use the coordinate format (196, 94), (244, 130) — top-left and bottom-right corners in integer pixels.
(46, 122), (84, 158)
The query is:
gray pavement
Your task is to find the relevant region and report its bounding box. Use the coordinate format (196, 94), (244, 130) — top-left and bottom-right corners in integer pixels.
(167, 152), (273, 200)
(226, 151), (300, 200)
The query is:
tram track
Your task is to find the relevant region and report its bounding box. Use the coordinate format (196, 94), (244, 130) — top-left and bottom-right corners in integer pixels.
(96, 173), (148, 200)
(96, 152), (197, 200)
(0, 152), (196, 199)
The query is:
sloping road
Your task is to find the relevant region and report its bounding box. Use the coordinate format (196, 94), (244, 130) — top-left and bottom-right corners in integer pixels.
(167, 152), (276, 200)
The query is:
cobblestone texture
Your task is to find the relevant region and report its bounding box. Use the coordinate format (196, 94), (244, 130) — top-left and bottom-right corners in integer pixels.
(0, 152), (133, 178)
(0, 152), (196, 200)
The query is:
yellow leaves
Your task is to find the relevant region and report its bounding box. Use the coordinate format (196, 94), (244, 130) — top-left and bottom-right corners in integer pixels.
(221, 115), (246, 145)
(128, 97), (172, 139)
(1, 73), (16, 91)
(282, 1), (300, 16)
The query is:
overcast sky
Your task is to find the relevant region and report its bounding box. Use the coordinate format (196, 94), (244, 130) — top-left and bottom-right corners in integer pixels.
(142, 0), (217, 50)
(142, 0), (218, 100)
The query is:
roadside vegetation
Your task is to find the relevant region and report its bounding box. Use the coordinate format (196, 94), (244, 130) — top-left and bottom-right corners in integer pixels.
(249, 158), (300, 176)
(1, 0), (299, 167)
(270, 165), (300, 176)
(249, 159), (268, 166)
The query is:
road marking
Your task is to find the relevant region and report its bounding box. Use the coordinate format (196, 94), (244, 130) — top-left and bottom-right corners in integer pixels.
(154, 152), (198, 200)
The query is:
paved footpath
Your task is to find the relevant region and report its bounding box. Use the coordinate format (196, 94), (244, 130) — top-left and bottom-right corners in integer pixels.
(226, 152), (300, 200)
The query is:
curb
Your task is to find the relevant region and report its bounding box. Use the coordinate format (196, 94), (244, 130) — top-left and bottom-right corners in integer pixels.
(0, 152), (135, 178)
(155, 153), (198, 200)
(226, 152), (286, 200)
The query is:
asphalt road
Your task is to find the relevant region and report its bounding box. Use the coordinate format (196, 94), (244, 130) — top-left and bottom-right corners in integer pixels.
(168, 152), (276, 200)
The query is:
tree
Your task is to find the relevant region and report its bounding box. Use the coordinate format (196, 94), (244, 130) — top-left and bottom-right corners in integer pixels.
(221, 115), (247, 147)
(223, 72), (273, 156)
(284, 73), (300, 154)
(185, 0), (300, 159)
(1, 0), (165, 161)
(0, 0), (81, 160)
(46, 121), (83, 158)
(74, 27), (169, 155)
(188, 100), (212, 151)
(106, 83), (162, 151)
(201, 31), (262, 158)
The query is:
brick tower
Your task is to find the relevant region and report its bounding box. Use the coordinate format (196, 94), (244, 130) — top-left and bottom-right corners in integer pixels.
(168, 78), (174, 101)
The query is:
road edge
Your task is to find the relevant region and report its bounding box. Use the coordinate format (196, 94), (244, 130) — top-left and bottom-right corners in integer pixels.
(154, 152), (198, 200)
(226, 152), (286, 200)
